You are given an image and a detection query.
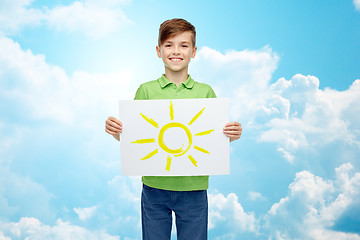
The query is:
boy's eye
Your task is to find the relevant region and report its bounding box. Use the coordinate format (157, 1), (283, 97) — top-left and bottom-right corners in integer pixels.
(182, 45), (189, 48)
(165, 44), (171, 47)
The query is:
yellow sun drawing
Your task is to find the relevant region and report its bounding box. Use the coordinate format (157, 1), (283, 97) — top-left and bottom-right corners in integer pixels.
(130, 101), (214, 171)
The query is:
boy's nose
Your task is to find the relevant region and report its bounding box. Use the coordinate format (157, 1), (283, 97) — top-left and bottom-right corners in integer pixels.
(173, 46), (180, 54)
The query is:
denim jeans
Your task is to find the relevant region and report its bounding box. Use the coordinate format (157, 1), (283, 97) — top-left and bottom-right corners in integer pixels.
(141, 184), (208, 240)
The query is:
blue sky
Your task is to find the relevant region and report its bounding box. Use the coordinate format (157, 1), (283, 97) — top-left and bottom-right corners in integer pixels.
(0, 0), (360, 239)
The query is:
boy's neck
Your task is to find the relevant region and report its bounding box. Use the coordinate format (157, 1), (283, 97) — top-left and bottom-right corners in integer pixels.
(164, 68), (189, 87)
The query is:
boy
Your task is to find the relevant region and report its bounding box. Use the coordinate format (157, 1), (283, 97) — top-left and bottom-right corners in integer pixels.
(105, 18), (242, 240)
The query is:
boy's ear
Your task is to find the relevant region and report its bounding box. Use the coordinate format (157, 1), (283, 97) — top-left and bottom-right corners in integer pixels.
(156, 46), (162, 58)
(191, 46), (197, 58)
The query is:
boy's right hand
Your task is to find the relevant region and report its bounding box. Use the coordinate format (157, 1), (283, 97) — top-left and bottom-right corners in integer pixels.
(105, 116), (122, 141)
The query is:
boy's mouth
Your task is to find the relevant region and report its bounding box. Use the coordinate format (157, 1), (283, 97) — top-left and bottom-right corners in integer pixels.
(169, 58), (183, 63)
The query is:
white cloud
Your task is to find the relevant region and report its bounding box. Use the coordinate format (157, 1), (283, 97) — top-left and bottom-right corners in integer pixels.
(191, 164), (360, 239)
(264, 163), (360, 240)
(193, 46), (360, 162)
(354, 0), (360, 11)
(0, 36), (133, 125)
(0, 217), (120, 240)
(247, 191), (266, 201)
(0, 232), (11, 240)
(0, 0), (44, 34)
(0, 166), (54, 222)
(0, 34), (139, 237)
(259, 75), (360, 162)
(208, 193), (258, 233)
(277, 147), (295, 163)
(0, 122), (22, 159)
(74, 206), (97, 221)
(71, 176), (142, 236)
(192, 46), (279, 121)
(0, 35), (142, 235)
(0, 35), (142, 237)
(45, 0), (131, 38)
(0, 0), (131, 37)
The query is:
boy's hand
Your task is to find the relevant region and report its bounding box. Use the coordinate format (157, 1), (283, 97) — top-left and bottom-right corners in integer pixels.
(223, 122), (242, 142)
(105, 116), (122, 141)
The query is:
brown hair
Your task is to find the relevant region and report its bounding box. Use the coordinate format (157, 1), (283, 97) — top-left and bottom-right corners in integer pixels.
(158, 18), (196, 47)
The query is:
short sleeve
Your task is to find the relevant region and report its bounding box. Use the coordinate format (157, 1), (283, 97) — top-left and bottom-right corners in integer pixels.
(207, 86), (217, 98)
(134, 84), (147, 100)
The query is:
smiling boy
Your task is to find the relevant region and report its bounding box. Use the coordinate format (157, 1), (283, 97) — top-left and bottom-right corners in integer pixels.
(105, 18), (242, 240)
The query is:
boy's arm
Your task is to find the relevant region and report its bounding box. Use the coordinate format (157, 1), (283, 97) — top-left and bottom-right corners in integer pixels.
(223, 122), (242, 142)
(105, 116), (122, 141)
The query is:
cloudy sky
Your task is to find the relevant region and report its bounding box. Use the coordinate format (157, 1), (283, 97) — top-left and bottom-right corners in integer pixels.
(1, 0), (360, 239)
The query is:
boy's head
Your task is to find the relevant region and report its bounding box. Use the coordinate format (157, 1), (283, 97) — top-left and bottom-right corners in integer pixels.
(158, 18), (196, 47)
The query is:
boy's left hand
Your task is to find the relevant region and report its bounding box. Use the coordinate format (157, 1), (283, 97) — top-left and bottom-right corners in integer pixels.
(223, 122), (242, 142)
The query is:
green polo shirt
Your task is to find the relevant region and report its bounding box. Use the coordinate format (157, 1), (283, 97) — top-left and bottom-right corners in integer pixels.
(134, 74), (216, 191)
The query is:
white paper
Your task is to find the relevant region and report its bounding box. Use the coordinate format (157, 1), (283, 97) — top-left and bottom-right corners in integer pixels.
(119, 98), (229, 176)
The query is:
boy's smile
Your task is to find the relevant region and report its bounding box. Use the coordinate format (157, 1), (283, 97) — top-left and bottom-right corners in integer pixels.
(169, 58), (183, 62)
(156, 31), (197, 77)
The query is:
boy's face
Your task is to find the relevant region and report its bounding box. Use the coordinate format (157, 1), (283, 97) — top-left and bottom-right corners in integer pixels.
(156, 31), (197, 75)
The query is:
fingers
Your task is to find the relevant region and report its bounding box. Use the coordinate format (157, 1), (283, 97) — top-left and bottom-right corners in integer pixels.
(224, 131), (242, 138)
(223, 122), (242, 142)
(223, 122), (242, 133)
(224, 122), (241, 128)
(105, 116), (123, 135)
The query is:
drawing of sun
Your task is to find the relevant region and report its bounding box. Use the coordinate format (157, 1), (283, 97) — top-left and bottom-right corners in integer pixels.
(130, 101), (214, 171)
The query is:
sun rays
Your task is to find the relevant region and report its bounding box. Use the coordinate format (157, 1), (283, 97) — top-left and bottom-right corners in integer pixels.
(131, 101), (214, 171)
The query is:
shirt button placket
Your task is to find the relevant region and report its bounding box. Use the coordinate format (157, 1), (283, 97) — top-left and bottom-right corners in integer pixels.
(176, 86), (182, 97)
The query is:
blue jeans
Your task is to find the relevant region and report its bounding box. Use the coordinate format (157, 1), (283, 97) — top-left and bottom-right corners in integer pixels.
(141, 184), (208, 240)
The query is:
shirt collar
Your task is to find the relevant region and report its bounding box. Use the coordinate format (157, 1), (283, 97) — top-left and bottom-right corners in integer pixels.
(158, 74), (195, 89)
